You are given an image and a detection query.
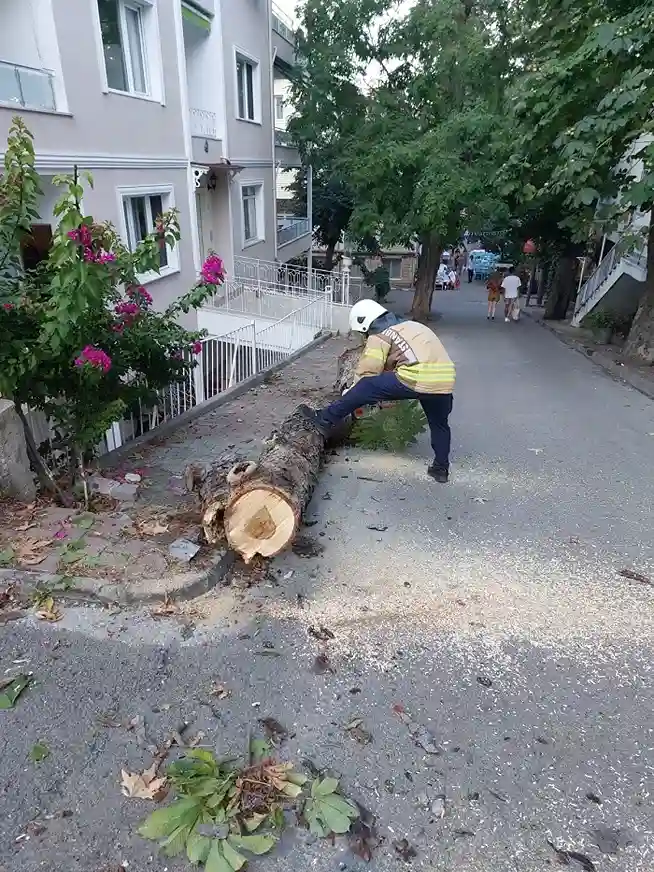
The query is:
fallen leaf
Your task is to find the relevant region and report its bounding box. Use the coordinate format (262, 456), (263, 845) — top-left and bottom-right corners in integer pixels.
(128, 714), (157, 754)
(345, 718), (373, 745)
(430, 794), (446, 818)
(0, 674), (33, 709)
(150, 594), (177, 617)
(15, 522), (36, 532)
(0, 547), (15, 565)
(308, 625), (335, 641)
(35, 596), (63, 622)
(138, 519), (169, 536)
(618, 568), (652, 586)
(348, 804), (380, 861)
(0, 583), (17, 609)
(586, 792), (602, 804)
(393, 838), (417, 861)
(547, 841), (596, 871)
(311, 653), (334, 674)
(476, 675), (493, 688)
(29, 742), (50, 763)
(258, 717), (287, 745)
(121, 763), (168, 800)
(366, 524), (388, 532)
(454, 829), (475, 839)
(15, 538), (52, 566)
(210, 681), (231, 699)
(392, 704), (441, 754)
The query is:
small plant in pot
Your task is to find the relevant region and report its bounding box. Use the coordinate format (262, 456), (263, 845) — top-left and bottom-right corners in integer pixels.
(584, 309), (619, 344)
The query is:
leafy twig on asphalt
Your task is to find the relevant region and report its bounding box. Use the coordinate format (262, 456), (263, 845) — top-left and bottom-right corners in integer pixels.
(0, 673), (34, 709)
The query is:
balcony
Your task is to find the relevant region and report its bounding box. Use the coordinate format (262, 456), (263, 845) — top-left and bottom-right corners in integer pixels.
(278, 216), (309, 247)
(271, 3), (295, 71)
(0, 60), (55, 112)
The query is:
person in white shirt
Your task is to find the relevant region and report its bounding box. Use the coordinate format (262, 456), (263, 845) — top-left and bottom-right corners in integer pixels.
(436, 262), (450, 286)
(501, 267), (521, 322)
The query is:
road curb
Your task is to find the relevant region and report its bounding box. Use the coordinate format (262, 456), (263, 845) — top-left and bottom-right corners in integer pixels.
(524, 309), (654, 402)
(0, 547), (237, 610)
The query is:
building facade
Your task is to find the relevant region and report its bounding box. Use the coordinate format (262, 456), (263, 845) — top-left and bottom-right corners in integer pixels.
(0, 0), (310, 328)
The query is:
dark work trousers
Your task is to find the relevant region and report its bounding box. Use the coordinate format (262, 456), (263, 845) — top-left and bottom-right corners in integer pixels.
(467, 267), (474, 283)
(320, 372), (453, 470)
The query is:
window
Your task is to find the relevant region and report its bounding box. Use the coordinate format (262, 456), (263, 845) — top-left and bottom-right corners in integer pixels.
(274, 95), (284, 122)
(241, 184), (263, 244)
(382, 257), (402, 280)
(98, 0), (148, 94)
(236, 55), (257, 121)
(122, 190), (174, 272)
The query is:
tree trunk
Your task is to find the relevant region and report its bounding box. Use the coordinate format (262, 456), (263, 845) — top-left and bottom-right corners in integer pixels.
(324, 241), (336, 273)
(544, 254), (576, 320)
(224, 407), (326, 562)
(411, 232), (441, 321)
(185, 453), (250, 545)
(335, 343), (364, 393)
(624, 222), (654, 363)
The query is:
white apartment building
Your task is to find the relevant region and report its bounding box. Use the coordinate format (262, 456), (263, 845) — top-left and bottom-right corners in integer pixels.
(0, 0), (311, 330)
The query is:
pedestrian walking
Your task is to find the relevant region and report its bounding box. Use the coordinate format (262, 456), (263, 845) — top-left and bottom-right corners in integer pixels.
(501, 266), (521, 322)
(486, 269), (503, 320)
(300, 299), (456, 483)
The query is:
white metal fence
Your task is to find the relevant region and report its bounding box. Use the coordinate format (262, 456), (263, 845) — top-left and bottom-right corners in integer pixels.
(23, 294), (329, 463)
(234, 255), (362, 305)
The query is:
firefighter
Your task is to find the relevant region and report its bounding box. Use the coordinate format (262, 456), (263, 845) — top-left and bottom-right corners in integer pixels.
(300, 299), (455, 482)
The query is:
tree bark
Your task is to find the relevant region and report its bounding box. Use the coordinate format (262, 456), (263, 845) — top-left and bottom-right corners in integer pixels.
(335, 343), (364, 393)
(224, 407), (326, 562)
(411, 232), (441, 321)
(624, 221), (654, 363)
(544, 254), (576, 320)
(324, 241), (336, 273)
(185, 453), (251, 545)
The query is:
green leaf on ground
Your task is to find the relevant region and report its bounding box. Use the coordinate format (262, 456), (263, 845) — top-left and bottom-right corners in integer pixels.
(138, 797), (202, 841)
(249, 737), (271, 762)
(205, 841), (233, 872)
(0, 547), (15, 566)
(72, 514), (95, 530)
(29, 741), (50, 763)
(186, 832), (212, 864)
(0, 673), (33, 709)
(228, 833), (277, 855)
(305, 777), (359, 837)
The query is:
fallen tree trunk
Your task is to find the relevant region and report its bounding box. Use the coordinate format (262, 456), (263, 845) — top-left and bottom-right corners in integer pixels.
(185, 453), (255, 545)
(223, 408), (325, 562)
(335, 343), (364, 392)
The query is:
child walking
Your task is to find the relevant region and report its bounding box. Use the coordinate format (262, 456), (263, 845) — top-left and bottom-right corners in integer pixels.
(486, 270), (503, 320)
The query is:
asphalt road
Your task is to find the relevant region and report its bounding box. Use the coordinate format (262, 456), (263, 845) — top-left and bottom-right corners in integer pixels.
(2, 281), (653, 872)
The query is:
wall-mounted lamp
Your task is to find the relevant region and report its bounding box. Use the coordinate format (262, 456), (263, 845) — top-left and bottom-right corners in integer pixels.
(207, 171), (217, 192)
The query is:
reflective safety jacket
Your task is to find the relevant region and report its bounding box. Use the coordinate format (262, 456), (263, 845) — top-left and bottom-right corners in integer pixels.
(355, 320), (455, 395)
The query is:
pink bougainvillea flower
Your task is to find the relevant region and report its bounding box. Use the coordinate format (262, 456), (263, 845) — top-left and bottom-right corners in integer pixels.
(2, 302), (14, 311)
(200, 254), (225, 286)
(111, 322), (124, 333)
(115, 301), (140, 317)
(97, 251), (116, 264)
(74, 345), (112, 373)
(191, 340), (203, 355)
(54, 528), (68, 540)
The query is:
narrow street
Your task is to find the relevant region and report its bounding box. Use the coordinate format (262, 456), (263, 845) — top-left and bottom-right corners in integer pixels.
(2, 281), (653, 872)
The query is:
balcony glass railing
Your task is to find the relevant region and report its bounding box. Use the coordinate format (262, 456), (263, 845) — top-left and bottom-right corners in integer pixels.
(274, 128), (294, 147)
(277, 217), (310, 246)
(272, 2), (295, 43)
(0, 60), (56, 111)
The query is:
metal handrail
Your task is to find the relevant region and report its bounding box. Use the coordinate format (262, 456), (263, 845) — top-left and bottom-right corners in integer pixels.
(575, 239), (647, 316)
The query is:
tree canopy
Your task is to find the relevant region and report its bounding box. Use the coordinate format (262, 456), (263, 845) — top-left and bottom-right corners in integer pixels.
(291, 0), (654, 359)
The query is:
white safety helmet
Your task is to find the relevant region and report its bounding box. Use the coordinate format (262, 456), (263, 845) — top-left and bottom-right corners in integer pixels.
(348, 299), (388, 334)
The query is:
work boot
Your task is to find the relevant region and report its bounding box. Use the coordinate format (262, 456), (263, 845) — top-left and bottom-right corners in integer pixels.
(297, 404), (332, 438)
(427, 463), (449, 483)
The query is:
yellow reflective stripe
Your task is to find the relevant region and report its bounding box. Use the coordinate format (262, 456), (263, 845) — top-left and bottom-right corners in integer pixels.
(362, 349), (386, 360)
